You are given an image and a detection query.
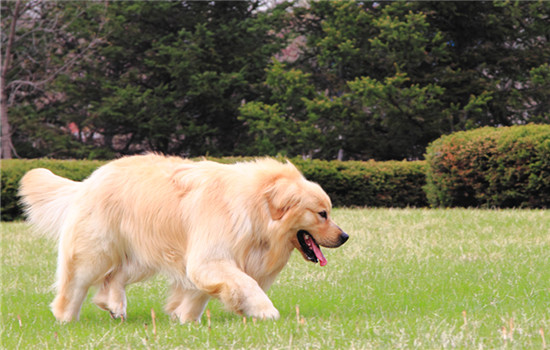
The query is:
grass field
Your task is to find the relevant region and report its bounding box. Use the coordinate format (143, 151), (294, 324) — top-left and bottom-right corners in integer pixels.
(1, 208), (549, 349)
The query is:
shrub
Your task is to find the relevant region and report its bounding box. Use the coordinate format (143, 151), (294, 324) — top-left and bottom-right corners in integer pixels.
(2, 157), (428, 221)
(424, 124), (550, 208)
(1, 159), (105, 221)
(292, 159), (428, 208)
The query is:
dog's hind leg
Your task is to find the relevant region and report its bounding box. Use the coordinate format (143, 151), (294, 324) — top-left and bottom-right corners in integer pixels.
(51, 252), (107, 322)
(51, 225), (117, 322)
(93, 261), (155, 320)
(51, 266), (90, 322)
(93, 272), (127, 320)
(165, 283), (210, 323)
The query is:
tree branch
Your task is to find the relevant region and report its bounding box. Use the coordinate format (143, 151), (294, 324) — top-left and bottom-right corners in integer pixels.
(1, 0), (21, 82)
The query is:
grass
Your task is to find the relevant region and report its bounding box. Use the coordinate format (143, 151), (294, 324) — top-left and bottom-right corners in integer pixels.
(1, 208), (549, 349)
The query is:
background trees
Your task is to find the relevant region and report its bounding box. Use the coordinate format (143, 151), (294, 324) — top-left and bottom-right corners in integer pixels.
(2, 0), (549, 160)
(72, 1), (290, 157)
(1, 0), (107, 158)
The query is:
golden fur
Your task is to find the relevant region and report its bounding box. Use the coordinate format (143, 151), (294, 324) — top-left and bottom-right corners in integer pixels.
(19, 154), (347, 322)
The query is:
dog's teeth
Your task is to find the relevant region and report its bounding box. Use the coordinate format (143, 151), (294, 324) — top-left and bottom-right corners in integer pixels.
(305, 234), (313, 248)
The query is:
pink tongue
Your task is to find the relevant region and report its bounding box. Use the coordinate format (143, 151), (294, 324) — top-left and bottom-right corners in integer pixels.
(307, 235), (327, 267)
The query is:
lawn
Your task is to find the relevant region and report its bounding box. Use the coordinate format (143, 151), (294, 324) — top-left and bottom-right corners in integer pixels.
(1, 208), (549, 349)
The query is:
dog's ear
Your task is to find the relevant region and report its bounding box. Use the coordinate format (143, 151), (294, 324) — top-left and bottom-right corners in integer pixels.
(265, 178), (302, 220)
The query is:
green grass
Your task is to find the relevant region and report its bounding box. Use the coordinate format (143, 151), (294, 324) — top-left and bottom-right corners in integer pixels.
(2, 208), (549, 349)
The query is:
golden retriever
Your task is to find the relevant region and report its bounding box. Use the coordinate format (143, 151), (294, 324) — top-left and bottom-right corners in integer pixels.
(19, 154), (348, 323)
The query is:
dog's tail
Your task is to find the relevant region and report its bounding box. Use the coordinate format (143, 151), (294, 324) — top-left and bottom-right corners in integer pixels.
(19, 168), (80, 240)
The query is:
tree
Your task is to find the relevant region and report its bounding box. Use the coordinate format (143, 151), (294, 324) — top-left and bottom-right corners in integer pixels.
(1, 0), (107, 159)
(346, 71), (445, 160)
(519, 63), (550, 123)
(241, 1), (460, 160)
(0, 0), (21, 159)
(55, 0), (289, 157)
(240, 0), (548, 160)
(6, 0), (549, 160)
(416, 1), (550, 127)
(239, 60), (320, 158)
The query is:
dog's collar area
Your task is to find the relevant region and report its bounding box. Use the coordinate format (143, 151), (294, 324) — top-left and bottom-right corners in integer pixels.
(297, 230), (327, 266)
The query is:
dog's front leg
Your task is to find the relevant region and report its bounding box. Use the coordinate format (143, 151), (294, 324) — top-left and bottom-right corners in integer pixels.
(165, 285), (210, 323)
(187, 260), (280, 320)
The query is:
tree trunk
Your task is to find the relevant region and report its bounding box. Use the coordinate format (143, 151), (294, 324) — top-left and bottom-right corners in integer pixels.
(0, 87), (12, 159)
(1, 0), (21, 159)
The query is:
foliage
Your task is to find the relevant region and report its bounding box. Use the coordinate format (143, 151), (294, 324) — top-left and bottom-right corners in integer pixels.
(1, 157), (426, 221)
(418, 1), (550, 128)
(53, 1), (289, 157)
(238, 61), (324, 158)
(4, 1), (550, 160)
(241, 1), (489, 160)
(510, 63), (550, 123)
(292, 158), (428, 208)
(0, 158), (105, 220)
(424, 124), (550, 208)
(240, 1), (550, 160)
(2, 0), (109, 159)
(346, 71), (444, 160)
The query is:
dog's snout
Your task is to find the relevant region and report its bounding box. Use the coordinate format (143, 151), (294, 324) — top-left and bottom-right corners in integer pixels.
(339, 232), (349, 245)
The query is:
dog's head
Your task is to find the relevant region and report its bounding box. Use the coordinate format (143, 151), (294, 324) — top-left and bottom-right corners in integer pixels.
(263, 162), (348, 266)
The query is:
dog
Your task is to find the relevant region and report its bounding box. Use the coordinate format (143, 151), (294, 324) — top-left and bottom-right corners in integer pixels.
(19, 154), (348, 323)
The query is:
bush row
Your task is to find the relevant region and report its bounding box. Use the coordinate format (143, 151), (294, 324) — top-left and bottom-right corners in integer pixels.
(206, 156), (429, 208)
(424, 124), (550, 208)
(1, 157), (427, 221)
(291, 159), (428, 208)
(2, 124), (548, 220)
(1, 158), (106, 221)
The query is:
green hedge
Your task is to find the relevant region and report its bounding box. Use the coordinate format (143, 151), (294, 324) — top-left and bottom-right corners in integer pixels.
(1, 157), (427, 221)
(424, 124), (550, 208)
(1, 159), (106, 221)
(291, 159), (428, 208)
(205, 157), (428, 207)
(3, 124), (548, 221)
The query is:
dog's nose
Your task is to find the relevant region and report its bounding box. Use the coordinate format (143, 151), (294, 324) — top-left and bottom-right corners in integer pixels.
(340, 232), (349, 245)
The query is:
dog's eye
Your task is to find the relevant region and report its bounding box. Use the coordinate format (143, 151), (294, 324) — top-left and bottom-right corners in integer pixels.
(318, 211), (327, 219)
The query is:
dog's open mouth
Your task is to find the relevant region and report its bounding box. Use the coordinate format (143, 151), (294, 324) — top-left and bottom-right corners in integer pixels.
(297, 230), (327, 267)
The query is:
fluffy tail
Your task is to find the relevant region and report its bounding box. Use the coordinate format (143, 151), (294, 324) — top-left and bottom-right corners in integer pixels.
(19, 168), (80, 240)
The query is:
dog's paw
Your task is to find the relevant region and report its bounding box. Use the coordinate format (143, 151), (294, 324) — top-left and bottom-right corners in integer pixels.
(108, 301), (127, 321)
(252, 305), (280, 320)
(171, 312), (202, 324)
(109, 310), (127, 321)
(243, 297), (280, 320)
(94, 295), (127, 320)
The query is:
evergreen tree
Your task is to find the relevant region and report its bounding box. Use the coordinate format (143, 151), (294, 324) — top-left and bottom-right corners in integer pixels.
(417, 1), (550, 128)
(240, 0), (549, 160)
(241, 1), (456, 160)
(6, 0), (549, 159)
(59, 1), (289, 157)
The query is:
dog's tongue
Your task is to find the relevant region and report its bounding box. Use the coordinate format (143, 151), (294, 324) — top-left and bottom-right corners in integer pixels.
(306, 235), (327, 267)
